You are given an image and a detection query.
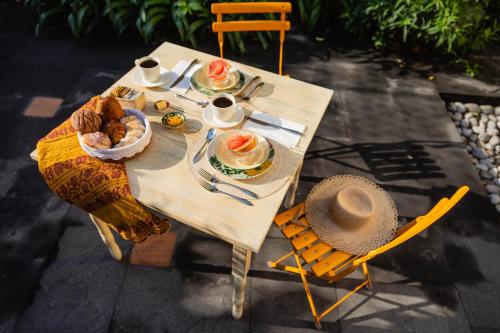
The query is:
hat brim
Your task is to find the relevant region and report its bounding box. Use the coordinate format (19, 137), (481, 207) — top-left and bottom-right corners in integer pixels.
(305, 175), (398, 255)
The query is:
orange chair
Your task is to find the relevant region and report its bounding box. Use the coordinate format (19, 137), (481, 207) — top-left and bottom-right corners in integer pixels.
(267, 186), (469, 329)
(211, 2), (292, 75)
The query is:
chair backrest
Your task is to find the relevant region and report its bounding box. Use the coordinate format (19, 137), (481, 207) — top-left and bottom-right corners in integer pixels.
(353, 185), (470, 266)
(211, 2), (292, 75)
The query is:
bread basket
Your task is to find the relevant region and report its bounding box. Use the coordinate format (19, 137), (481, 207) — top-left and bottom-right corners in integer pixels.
(78, 108), (152, 160)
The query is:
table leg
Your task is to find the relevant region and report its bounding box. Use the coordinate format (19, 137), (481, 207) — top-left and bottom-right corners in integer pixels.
(284, 161), (303, 209)
(89, 214), (123, 261)
(232, 245), (252, 319)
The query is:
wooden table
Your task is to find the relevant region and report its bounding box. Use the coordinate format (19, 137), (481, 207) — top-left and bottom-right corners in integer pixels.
(32, 42), (333, 319)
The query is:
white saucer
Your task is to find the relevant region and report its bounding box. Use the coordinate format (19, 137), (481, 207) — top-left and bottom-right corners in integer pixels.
(202, 105), (245, 128)
(132, 66), (170, 88)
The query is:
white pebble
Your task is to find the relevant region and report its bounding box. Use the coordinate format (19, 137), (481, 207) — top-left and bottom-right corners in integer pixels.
(489, 136), (500, 146)
(460, 119), (471, 128)
(462, 128), (473, 137)
(465, 103), (480, 113)
(487, 128), (499, 136)
(486, 184), (500, 193)
(453, 113), (463, 121)
(495, 106), (500, 116)
(450, 102), (465, 113)
(476, 163), (489, 171)
(490, 194), (500, 205)
(481, 105), (494, 114)
(472, 126), (481, 134)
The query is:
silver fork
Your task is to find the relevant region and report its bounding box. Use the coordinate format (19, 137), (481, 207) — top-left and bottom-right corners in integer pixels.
(198, 168), (259, 199)
(197, 178), (254, 206)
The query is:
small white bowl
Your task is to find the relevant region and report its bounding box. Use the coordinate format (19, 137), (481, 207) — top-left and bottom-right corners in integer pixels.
(78, 108), (152, 160)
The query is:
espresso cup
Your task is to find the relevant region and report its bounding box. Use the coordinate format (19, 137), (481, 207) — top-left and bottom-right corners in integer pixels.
(211, 93), (236, 122)
(135, 56), (161, 82)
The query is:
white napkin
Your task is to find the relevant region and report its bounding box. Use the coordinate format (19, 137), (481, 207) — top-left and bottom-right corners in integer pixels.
(162, 60), (202, 94)
(243, 110), (306, 148)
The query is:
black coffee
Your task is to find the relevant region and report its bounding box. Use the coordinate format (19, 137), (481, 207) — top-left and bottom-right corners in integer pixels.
(213, 97), (233, 108)
(140, 60), (158, 68)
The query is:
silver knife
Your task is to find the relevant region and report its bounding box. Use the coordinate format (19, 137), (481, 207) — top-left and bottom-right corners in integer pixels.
(169, 58), (198, 89)
(245, 115), (304, 136)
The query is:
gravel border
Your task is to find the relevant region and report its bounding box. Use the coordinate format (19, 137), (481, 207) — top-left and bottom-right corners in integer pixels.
(447, 101), (500, 213)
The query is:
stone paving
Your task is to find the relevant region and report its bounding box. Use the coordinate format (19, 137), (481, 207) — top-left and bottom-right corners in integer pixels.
(1, 3), (500, 333)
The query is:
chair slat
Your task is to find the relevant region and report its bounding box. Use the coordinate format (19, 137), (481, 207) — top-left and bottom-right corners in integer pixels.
(212, 21), (290, 33)
(312, 251), (353, 277)
(211, 2), (292, 14)
(274, 204), (304, 226)
(291, 231), (318, 250)
(282, 223), (306, 238)
(301, 242), (333, 263)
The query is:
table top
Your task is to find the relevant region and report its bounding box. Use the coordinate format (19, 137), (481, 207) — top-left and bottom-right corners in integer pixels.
(43, 42), (333, 252)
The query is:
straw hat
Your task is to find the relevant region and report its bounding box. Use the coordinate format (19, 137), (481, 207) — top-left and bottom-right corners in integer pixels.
(305, 175), (398, 255)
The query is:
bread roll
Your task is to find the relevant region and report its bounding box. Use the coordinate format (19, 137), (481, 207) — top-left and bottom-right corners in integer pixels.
(82, 132), (112, 149)
(127, 129), (144, 140)
(96, 96), (125, 121)
(125, 120), (145, 133)
(120, 115), (138, 125)
(71, 108), (102, 134)
(102, 120), (126, 144)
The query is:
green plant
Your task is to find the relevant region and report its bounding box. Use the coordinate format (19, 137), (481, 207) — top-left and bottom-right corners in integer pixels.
(341, 0), (500, 56)
(25, 0), (334, 50)
(172, 0), (211, 47)
(26, 0), (104, 37)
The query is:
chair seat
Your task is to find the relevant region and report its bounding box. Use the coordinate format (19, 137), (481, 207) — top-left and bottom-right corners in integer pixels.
(273, 203), (356, 279)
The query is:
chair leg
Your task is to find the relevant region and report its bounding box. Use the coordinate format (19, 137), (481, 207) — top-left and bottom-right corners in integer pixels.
(89, 214), (122, 261)
(294, 254), (321, 329)
(362, 262), (372, 289)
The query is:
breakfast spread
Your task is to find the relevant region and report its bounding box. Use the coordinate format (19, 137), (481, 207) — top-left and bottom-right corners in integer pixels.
(70, 95), (146, 151)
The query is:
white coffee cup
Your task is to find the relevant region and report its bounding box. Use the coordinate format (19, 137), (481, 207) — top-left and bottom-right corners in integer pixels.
(135, 56), (161, 82)
(211, 93), (236, 122)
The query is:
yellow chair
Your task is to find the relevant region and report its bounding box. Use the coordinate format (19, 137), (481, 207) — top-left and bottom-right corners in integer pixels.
(267, 185), (469, 329)
(211, 2), (292, 75)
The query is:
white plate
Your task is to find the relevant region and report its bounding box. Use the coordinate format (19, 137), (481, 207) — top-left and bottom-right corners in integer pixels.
(77, 108), (152, 160)
(202, 105), (244, 128)
(132, 66), (170, 88)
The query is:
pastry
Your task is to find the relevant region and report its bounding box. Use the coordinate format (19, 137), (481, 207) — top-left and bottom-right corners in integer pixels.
(71, 108), (102, 134)
(82, 132), (112, 149)
(120, 115), (139, 125)
(127, 129), (144, 140)
(125, 120), (145, 132)
(102, 120), (126, 144)
(96, 96), (125, 121)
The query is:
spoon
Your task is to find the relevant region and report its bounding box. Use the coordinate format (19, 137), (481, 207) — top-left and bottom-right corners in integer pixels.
(193, 128), (216, 163)
(175, 93), (209, 107)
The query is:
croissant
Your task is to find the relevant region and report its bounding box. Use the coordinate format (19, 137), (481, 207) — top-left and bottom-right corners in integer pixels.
(82, 132), (112, 149)
(102, 120), (126, 144)
(71, 108), (102, 134)
(96, 96), (125, 121)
